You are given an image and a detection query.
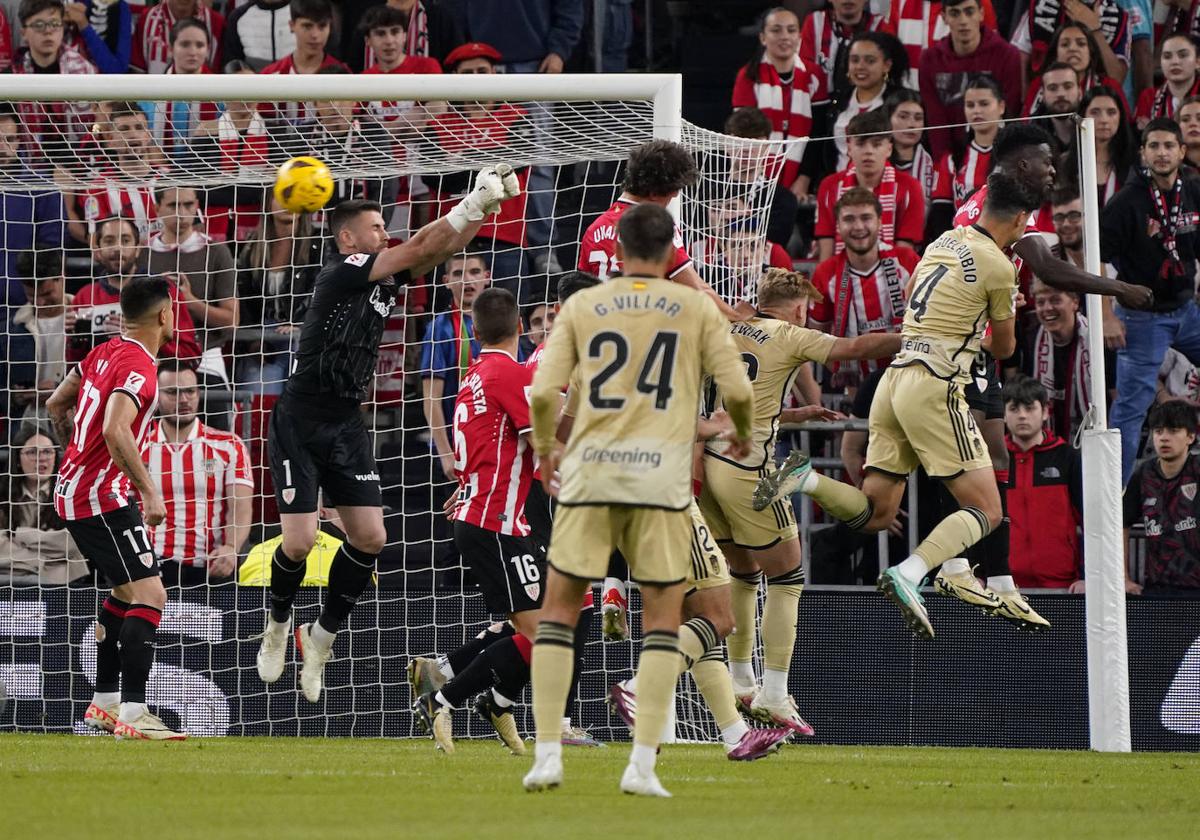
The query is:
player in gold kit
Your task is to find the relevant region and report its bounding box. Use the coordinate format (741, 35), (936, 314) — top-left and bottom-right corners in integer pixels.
(524, 203), (754, 797)
(754, 172), (1036, 639)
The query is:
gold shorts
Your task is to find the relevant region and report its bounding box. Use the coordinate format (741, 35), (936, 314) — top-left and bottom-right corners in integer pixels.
(550, 503), (691, 585)
(686, 498), (730, 592)
(865, 365), (991, 479)
(699, 456), (798, 549)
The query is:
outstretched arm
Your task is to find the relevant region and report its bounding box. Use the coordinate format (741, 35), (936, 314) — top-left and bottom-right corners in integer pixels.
(1013, 235), (1153, 309)
(827, 332), (903, 362)
(46, 368), (81, 447)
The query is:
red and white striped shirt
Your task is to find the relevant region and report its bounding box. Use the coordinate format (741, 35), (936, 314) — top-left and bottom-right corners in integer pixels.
(579, 198), (692, 280)
(799, 9), (891, 85)
(452, 349), (535, 536)
(79, 178), (158, 239)
(814, 164), (926, 252)
(932, 142), (993, 209)
(134, 3), (225, 74)
(145, 419), (253, 566)
(54, 337), (159, 521)
(730, 58), (827, 187)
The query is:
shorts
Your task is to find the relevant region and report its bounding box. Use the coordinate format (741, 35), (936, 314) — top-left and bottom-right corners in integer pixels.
(686, 499), (730, 593)
(865, 365), (992, 480)
(962, 349), (1003, 419)
(66, 504), (160, 587)
(699, 456), (799, 550)
(268, 401), (381, 513)
(454, 521), (546, 614)
(525, 480), (554, 550)
(550, 503), (691, 585)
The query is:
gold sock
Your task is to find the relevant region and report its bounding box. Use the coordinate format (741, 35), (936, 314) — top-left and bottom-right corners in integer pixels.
(632, 631), (679, 749)
(691, 647), (742, 731)
(915, 507), (990, 571)
(762, 566), (804, 671)
(727, 571), (761, 672)
(810, 473), (872, 530)
(531, 621), (575, 744)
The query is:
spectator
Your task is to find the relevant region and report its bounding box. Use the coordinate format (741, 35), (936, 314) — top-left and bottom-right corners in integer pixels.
(809, 187), (919, 384)
(800, 0), (891, 92)
(68, 215), (202, 365)
(0, 429), (85, 585)
(1027, 62), (1083, 152)
(145, 19), (221, 163)
(918, 0), (1022, 158)
(12, 0), (96, 165)
(0, 6), (12, 71)
(689, 197), (793, 307)
(1021, 22), (1127, 117)
(1012, 1), (1131, 89)
(344, 0), (463, 71)
(928, 75), (1005, 235)
(722, 107), (799, 249)
(223, 0), (293, 71)
(1134, 32), (1200, 129)
(1101, 117), (1200, 482)
(146, 365), (253, 586)
(361, 5), (442, 79)
(886, 0), (999, 89)
(6, 249), (72, 433)
(887, 89), (935, 206)
(147, 186), (238, 385)
(813, 109), (925, 260)
(521, 299), (552, 357)
(133, 0), (224, 74)
(731, 7), (828, 205)
(454, 0), (582, 73)
(0, 103), (66, 305)
(1003, 375), (1084, 591)
(62, 0), (131, 73)
(260, 0), (349, 122)
(828, 31), (908, 171)
(1123, 399), (1200, 592)
(420, 251), (489, 481)
(1180, 96), (1200, 171)
(1061, 84), (1137, 208)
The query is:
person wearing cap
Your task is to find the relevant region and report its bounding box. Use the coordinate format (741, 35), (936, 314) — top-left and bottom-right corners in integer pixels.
(442, 40), (502, 73)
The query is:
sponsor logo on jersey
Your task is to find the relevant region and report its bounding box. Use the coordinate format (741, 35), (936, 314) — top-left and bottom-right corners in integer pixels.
(368, 285), (392, 318)
(345, 253), (370, 267)
(355, 472), (380, 482)
(1176, 516), (1197, 532)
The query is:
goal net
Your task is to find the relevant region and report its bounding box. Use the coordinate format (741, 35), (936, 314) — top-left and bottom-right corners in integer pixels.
(0, 74), (792, 742)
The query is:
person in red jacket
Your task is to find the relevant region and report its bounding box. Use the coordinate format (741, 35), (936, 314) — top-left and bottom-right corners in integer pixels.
(1003, 375), (1083, 591)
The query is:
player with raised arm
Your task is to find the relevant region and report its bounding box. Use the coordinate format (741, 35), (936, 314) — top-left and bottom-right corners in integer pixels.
(754, 172), (1036, 639)
(699, 267), (901, 731)
(47, 273), (181, 740)
(525, 203), (754, 796)
(255, 167), (521, 702)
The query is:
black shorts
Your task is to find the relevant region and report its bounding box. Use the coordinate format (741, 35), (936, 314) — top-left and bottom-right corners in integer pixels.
(454, 520), (546, 615)
(963, 350), (1004, 419)
(525, 480), (554, 549)
(66, 504), (159, 587)
(268, 401), (381, 513)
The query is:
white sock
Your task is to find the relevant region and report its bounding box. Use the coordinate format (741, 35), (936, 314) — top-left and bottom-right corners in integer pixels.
(436, 655), (454, 679)
(729, 661), (755, 686)
(118, 701), (147, 722)
(309, 622), (336, 651)
(799, 470), (818, 493)
(896, 555), (930, 587)
(561, 716), (572, 730)
(267, 614), (290, 631)
(761, 668), (789, 703)
(942, 557), (970, 575)
(721, 720), (750, 748)
(491, 687), (515, 708)
(630, 743), (657, 774)
(624, 674), (638, 692)
(987, 575), (1017, 593)
(434, 690), (452, 709)
(91, 691), (119, 708)
(603, 577), (627, 604)
(535, 740), (563, 762)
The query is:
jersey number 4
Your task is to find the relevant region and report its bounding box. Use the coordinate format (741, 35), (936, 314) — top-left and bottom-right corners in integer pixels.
(588, 331), (679, 411)
(908, 264), (948, 322)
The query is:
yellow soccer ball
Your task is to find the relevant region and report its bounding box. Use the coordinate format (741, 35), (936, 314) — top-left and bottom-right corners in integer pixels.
(274, 156), (334, 213)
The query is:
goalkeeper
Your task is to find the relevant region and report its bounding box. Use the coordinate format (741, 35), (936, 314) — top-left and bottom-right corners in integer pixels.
(255, 165), (522, 703)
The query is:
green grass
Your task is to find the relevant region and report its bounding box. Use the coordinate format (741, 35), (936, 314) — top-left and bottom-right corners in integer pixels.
(3, 735), (1198, 839)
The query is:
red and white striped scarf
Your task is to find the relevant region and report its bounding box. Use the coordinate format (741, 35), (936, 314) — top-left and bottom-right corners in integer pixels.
(835, 163), (899, 252)
(894, 144), (936, 203)
(1150, 76), (1200, 120)
(806, 9), (887, 79)
(140, 4), (219, 74)
(743, 58), (823, 185)
(1157, 0), (1200, 43)
(1033, 313), (1091, 435)
(216, 110), (269, 172)
(363, 0), (431, 68)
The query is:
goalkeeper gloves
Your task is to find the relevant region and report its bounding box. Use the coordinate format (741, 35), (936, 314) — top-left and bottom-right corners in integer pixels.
(446, 163), (522, 232)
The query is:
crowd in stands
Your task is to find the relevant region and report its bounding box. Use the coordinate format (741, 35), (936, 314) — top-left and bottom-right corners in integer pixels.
(0, 0), (1199, 594)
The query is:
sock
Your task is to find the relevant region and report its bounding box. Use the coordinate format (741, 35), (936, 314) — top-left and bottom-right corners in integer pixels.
(118, 701), (148, 723)
(118, 603), (162, 704)
(912, 507), (991, 576)
(761, 566), (803, 700)
(92, 691), (120, 708)
(94, 596), (129, 696)
(988, 575), (1017, 593)
(676, 616), (719, 673)
(438, 634), (531, 708)
(762, 668), (789, 703)
(942, 557), (971, 575)
(896, 554), (932, 586)
(447, 622), (515, 676)
(727, 570), (761, 679)
(317, 542), (376, 634)
(602, 576), (627, 605)
(630, 742), (658, 774)
(980, 477), (1012, 581)
(309, 621), (335, 651)
(492, 688), (514, 708)
(631, 630), (679, 749)
(565, 605), (594, 712)
(269, 545), (306, 624)
(692, 646), (743, 736)
(808, 473), (873, 530)
(531, 621), (576, 744)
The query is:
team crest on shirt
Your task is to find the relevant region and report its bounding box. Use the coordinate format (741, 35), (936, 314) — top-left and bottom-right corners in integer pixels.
(282, 488), (296, 504)
(138, 552), (154, 568)
(203, 458), (219, 475)
(1184, 483), (1197, 502)
(524, 583), (541, 601)
(345, 253), (370, 267)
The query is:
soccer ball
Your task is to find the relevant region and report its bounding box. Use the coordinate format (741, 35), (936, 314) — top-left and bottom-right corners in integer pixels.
(274, 156), (334, 213)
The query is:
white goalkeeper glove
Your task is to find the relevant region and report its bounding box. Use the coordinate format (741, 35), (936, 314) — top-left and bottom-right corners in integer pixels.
(495, 163), (521, 201)
(446, 165), (509, 232)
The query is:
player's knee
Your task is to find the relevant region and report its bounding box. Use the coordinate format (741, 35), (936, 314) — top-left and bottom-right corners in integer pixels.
(708, 609), (735, 639)
(281, 532), (316, 562)
(352, 526), (387, 556)
(134, 579), (167, 611)
(983, 505), (1003, 533)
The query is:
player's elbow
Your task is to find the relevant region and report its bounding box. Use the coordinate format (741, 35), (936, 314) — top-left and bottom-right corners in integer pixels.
(990, 335), (1016, 360)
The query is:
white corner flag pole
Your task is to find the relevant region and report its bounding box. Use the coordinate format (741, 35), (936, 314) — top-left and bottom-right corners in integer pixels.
(1078, 116), (1132, 752)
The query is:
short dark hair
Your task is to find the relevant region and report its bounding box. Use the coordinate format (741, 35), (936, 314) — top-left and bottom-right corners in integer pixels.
(1142, 117), (1184, 146)
(446, 249), (491, 272)
(328, 200), (382, 240)
(0, 102), (19, 124)
(472, 288), (520, 345)
(1002, 375), (1048, 408)
(18, 0), (63, 25)
(16, 248), (63, 284)
(120, 275), (172, 321)
(983, 171), (1040, 216)
(94, 216), (141, 243)
(170, 16), (210, 46)
(108, 101), (147, 122)
(833, 186), (882, 218)
(1050, 184), (1080, 207)
(942, 0), (980, 8)
(360, 4), (409, 36)
(290, 0), (332, 24)
(556, 270), (601, 303)
(1148, 399), (1198, 433)
(724, 107), (772, 140)
(1041, 60), (1078, 78)
(846, 108), (891, 141)
(616, 203), (676, 263)
(623, 140), (699, 198)
(992, 122), (1054, 166)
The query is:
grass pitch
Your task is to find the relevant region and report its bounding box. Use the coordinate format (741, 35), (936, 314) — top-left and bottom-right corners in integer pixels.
(3, 735), (1198, 839)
